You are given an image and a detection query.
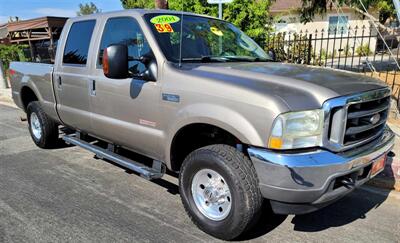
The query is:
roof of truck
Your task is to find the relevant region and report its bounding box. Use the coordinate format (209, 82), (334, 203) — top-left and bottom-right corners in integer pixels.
(69, 9), (218, 22)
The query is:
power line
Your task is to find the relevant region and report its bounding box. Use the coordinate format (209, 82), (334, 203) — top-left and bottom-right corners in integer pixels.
(330, 0), (377, 73)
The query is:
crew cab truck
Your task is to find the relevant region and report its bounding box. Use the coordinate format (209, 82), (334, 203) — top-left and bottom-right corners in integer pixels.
(10, 9), (395, 240)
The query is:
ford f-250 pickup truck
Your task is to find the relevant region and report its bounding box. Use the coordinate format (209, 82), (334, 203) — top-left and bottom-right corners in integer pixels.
(10, 9), (395, 240)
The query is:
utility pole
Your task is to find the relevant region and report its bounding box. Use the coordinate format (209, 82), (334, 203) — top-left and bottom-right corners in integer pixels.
(218, 1), (222, 19)
(207, 0), (232, 19)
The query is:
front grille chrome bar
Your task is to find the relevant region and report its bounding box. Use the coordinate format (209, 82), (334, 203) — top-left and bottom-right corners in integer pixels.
(322, 88), (391, 152)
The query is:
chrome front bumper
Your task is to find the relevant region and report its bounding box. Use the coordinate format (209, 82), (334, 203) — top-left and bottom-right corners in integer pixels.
(248, 126), (395, 214)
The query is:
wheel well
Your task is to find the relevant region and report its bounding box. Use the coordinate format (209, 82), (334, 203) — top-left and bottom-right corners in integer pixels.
(20, 86), (38, 111)
(170, 123), (242, 172)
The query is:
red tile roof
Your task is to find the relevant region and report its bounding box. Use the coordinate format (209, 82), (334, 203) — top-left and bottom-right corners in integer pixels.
(270, 0), (351, 13)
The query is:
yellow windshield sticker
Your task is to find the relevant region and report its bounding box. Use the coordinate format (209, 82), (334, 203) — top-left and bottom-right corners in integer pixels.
(154, 23), (174, 33)
(150, 15), (180, 24)
(210, 26), (223, 36)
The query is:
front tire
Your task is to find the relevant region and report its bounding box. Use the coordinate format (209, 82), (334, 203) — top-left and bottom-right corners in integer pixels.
(179, 144), (263, 240)
(27, 101), (59, 148)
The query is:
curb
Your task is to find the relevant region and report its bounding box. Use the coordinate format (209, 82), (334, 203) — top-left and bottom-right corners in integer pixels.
(0, 88), (17, 108)
(367, 177), (400, 192)
(0, 101), (18, 109)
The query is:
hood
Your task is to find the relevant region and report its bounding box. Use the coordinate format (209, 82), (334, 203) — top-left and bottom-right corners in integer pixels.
(181, 62), (387, 111)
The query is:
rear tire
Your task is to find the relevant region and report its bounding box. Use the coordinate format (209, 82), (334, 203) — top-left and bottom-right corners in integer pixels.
(27, 101), (59, 148)
(179, 144), (263, 240)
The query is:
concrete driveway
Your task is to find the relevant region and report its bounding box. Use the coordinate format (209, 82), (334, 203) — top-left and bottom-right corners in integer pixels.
(0, 104), (399, 242)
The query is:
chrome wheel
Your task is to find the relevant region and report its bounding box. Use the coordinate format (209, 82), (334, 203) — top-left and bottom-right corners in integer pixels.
(191, 169), (232, 221)
(30, 112), (42, 140)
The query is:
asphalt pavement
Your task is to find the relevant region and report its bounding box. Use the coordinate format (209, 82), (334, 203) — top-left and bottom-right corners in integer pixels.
(1, 104), (400, 242)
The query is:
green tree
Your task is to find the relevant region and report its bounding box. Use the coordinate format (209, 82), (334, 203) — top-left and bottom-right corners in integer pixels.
(121, 0), (154, 9)
(168, 0), (218, 16)
(77, 2), (101, 16)
(121, 0), (272, 44)
(223, 0), (272, 44)
(376, 0), (396, 24)
(0, 44), (29, 74)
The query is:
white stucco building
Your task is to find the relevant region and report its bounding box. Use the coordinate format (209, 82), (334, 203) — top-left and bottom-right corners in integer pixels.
(270, 0), (379, 55)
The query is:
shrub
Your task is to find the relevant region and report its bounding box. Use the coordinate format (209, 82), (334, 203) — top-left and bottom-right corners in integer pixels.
(265, 32), (312, 64)
(0, 44), (29, 74)
(355, 44), (372, 56)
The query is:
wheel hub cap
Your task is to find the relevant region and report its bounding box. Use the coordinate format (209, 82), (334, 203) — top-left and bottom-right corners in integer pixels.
(30, 112), (42, 140)
(191, 169), (232, 221)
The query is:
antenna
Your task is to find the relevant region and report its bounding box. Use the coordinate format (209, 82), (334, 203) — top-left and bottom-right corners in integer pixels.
(178, 0), (184, 67)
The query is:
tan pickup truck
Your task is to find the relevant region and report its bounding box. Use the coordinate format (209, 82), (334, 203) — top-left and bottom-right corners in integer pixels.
(10, 9), (394, 240)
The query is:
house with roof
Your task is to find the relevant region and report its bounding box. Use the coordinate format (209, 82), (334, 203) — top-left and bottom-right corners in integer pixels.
(269, 0), (379, 55)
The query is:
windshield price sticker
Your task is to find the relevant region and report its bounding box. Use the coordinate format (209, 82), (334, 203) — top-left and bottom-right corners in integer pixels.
(210, 26), (223, 36)
(150, 15), (180, 24)
(154, 23), (174, 33)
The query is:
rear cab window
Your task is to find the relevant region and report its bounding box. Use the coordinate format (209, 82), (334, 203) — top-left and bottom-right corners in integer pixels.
(63, 20), (96, 65)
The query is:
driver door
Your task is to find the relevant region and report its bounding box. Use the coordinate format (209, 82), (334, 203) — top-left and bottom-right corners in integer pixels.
(89, 16), (163, 159)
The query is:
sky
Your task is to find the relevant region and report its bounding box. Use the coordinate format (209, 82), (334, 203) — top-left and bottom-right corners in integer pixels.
(0, 0), (124, 24)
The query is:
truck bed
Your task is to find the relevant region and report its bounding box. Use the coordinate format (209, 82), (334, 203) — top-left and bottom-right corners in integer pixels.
(10, 62), (58, 120)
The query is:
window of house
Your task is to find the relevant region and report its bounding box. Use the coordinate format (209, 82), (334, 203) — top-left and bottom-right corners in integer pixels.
(63, 20), (96, 65)
(328, 15), (348, 35)
(98, 17), (151, 76)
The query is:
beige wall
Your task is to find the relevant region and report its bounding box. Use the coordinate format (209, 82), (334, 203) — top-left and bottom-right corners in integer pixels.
(272, 9), (378, 55)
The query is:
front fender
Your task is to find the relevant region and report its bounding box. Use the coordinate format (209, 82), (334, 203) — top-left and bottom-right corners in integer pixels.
(164, 103), (265, 168)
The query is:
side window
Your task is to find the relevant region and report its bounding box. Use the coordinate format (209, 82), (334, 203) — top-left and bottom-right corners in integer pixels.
(63, 20), (96, 65)
(328, 15), (348, 35)
(99, 17), (151, 76)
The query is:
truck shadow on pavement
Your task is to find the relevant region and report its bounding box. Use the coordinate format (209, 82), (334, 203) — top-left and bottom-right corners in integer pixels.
(238, 185), (391, 240)
(289, 186), (390, 232)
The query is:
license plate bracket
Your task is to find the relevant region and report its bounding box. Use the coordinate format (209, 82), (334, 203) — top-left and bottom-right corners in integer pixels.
(371, 154), (386, 177)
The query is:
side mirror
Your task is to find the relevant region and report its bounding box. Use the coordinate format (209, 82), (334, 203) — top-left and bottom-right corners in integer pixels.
(137, 58), (157, 82)
(268, 49), (277, 62)
(103, 44), (157, 81)
(103, 44), (129, 79)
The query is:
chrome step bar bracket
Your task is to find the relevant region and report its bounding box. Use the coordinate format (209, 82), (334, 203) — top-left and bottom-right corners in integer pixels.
(62, 134), (165, 180)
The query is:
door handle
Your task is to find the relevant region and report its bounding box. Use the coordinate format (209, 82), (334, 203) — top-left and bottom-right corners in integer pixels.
(90, 79), (96, 96)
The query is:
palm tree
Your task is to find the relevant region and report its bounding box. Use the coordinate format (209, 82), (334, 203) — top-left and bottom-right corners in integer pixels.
(155, 0), (168, 9)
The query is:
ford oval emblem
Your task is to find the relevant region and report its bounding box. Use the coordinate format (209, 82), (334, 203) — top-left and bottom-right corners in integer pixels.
(369, 114), (381, 125)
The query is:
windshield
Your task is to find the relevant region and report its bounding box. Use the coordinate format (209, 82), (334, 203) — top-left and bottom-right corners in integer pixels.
(144, 13), (271, 63)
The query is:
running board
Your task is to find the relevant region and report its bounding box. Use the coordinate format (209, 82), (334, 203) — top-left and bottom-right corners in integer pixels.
(62, 134), (165, 180)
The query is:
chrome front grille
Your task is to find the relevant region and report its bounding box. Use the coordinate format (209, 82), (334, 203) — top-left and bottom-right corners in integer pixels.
(344, 96), (389, 145)
(323, 88), (391, 152)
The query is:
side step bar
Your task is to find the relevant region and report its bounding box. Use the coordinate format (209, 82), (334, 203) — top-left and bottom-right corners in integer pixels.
(63, 133), (165, 180)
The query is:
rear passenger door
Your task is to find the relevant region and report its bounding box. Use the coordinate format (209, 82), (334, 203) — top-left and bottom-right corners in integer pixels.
(54, 20), (96, 132)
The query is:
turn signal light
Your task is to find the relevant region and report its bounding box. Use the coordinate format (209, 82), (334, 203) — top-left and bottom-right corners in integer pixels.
(9, 69), (16, 76)
(102, 49), (109, 75)
(268, 137), (283, 149)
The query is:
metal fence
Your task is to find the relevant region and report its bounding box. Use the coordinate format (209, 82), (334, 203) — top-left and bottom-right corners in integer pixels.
(266, 25), (400, 104)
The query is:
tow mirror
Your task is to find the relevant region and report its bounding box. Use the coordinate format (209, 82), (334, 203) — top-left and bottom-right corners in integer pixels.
(103, 44), (157, 81)
(135, 55), (157, 82)
(103, 44), (129, 79)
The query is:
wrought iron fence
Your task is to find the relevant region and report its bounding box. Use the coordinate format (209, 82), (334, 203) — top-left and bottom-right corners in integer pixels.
(266, 25), (400, 105)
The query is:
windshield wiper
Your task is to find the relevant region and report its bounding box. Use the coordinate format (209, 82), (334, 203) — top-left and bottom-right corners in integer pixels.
(181, 56), (228, 63)
(222, 56), (272, 62)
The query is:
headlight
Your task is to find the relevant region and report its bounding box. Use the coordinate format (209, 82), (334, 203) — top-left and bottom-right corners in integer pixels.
(268, 109), (324, 149)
